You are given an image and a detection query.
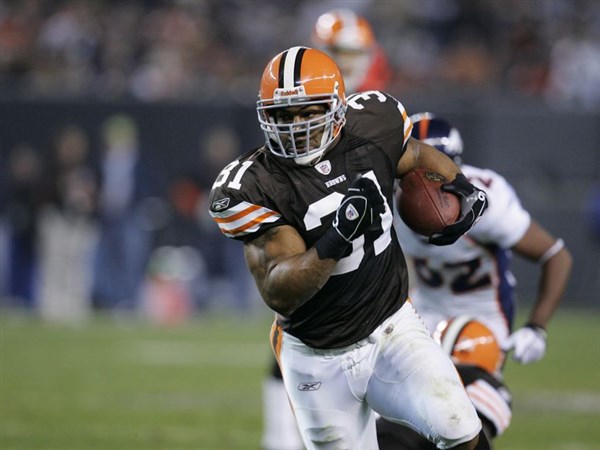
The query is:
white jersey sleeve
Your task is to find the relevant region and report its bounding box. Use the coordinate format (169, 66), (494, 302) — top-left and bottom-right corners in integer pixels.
(462, 165), (531, 248)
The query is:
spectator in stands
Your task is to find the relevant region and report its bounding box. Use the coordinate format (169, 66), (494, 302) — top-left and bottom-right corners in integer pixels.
(92, 113), (165, 311)
(1, 144), (44, 308)
(38, 124), (98, 323)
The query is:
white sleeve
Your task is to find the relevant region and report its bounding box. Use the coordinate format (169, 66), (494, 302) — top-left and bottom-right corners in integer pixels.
(464, 166), (531, 248)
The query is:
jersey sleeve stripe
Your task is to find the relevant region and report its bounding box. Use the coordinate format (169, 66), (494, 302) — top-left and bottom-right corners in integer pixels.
(403, 121), (413, 143)
(212, 203), (263, 223)
(210, 201), (282, 238)
(223, 210), (280, 237)
(466, 380), (511, 435)
(395, 101), (413, 145)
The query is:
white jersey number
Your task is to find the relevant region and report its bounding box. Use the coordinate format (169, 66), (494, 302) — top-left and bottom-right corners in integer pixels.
(413, 257), (492, 293)
(304, 171), (393, 275)
(212, 160), (254, 190)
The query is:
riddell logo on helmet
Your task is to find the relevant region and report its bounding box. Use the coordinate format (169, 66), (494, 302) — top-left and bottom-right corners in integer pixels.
(274, 86), (306, 99)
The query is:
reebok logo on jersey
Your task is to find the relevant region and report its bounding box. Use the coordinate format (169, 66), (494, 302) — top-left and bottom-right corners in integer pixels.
(325, 174), (346, 188)
(345, 204), (359, 221)
(315, 160), (331, 175)
(298, 382), (321, 391)
(211, 197), (230, 211)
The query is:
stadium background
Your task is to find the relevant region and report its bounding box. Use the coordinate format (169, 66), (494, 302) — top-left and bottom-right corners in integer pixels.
(1, 1), (599, 449)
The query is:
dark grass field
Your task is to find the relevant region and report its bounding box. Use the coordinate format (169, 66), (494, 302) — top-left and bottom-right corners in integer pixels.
(2, 308), (599, 450)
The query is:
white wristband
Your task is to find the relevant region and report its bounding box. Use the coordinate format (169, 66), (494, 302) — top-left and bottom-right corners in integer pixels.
(538, 238), (564, 265)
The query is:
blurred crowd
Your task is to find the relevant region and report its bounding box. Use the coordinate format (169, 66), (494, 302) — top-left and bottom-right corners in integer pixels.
(1, 0), (599, 109)
(1, 0), (599, 323)
(0, 112), (259, 324)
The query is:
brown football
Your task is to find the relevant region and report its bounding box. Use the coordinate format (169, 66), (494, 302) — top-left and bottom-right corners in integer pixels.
(396, 169), (461, 237)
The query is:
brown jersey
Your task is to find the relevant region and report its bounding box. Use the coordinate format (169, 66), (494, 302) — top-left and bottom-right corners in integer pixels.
(209, 91), (413, 348)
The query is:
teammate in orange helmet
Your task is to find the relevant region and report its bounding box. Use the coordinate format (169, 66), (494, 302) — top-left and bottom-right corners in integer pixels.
(209, 46), (490, 450)
(312, 8), (392, 93)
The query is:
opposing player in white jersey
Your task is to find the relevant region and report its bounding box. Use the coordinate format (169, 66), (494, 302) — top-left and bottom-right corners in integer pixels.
(381, 112), (572, 448)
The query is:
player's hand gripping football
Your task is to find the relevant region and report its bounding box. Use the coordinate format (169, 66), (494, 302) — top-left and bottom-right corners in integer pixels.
(502, 323), (547, 364)
(315, 175), (385, 260)
(429, 174), (488, 246)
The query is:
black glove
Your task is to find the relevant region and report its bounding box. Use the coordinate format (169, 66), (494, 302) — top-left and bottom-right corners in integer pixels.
(314, 175), (385, 260)
(429, 173), (488, 246)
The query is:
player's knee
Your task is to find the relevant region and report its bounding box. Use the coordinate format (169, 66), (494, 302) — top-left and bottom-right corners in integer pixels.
(431, 409), (481, 449)
(304, 425), (352, 450)
(445, 429), (491, 450)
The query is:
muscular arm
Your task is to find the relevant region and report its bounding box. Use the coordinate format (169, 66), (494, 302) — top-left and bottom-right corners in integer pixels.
(396, 137), (461, 181)
(244, 225), (337, 316)
(511, 220), (572, 328)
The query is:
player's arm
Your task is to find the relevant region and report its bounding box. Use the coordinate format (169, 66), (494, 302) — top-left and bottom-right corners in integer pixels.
(397, 137), (488, 246)
(244, 225), (336, 316)
(397, 137), (461, 181)
(512, 220), (572, 328)
(245, 175), (384, 316)
(502, 220), (572, 364)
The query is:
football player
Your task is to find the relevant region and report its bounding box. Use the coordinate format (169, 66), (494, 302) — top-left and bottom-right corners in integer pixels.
(312, 8), (392, 94)
(385, 112), (572, 448)
(378, 317), (510, 449)
(262, 10), (394, 450)
(209, 47), (490, 449)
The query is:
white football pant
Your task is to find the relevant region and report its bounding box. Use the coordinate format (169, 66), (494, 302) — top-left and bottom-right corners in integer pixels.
(273, 302), (481, 450)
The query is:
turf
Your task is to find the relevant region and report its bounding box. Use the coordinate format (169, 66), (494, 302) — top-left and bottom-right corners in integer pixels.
(1, 308), (599, 450)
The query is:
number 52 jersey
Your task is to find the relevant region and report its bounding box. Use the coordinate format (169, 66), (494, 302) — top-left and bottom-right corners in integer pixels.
(209, 91), (413, 349)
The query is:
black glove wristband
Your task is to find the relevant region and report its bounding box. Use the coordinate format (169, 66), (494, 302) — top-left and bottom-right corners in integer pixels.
(314, 227), (351, 261)
(524, 322), (548, 339)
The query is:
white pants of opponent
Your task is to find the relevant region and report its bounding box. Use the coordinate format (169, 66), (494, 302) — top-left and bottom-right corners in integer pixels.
(271, 302), (482, 450)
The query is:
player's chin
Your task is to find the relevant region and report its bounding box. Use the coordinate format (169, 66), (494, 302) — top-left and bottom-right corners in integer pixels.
(290, 140), (313, 153)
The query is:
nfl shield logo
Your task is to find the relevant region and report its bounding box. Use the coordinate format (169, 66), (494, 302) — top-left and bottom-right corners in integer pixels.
(345, 204), (359, 221)
(315, 160), (331, 175)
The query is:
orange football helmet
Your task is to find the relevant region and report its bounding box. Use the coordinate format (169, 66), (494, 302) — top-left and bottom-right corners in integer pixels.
(434, 316), (505, 375)
(312, 9), (376, 93)
(313, 9), (375, 52)
(257, 46), (346, 166)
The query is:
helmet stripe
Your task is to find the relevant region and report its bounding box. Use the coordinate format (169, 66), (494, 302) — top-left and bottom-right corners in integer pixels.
(279, 46), (306, 89)
(293, 47), (306, 86)
(441, 315), (474, 355)
(277, 50), (288, 88)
